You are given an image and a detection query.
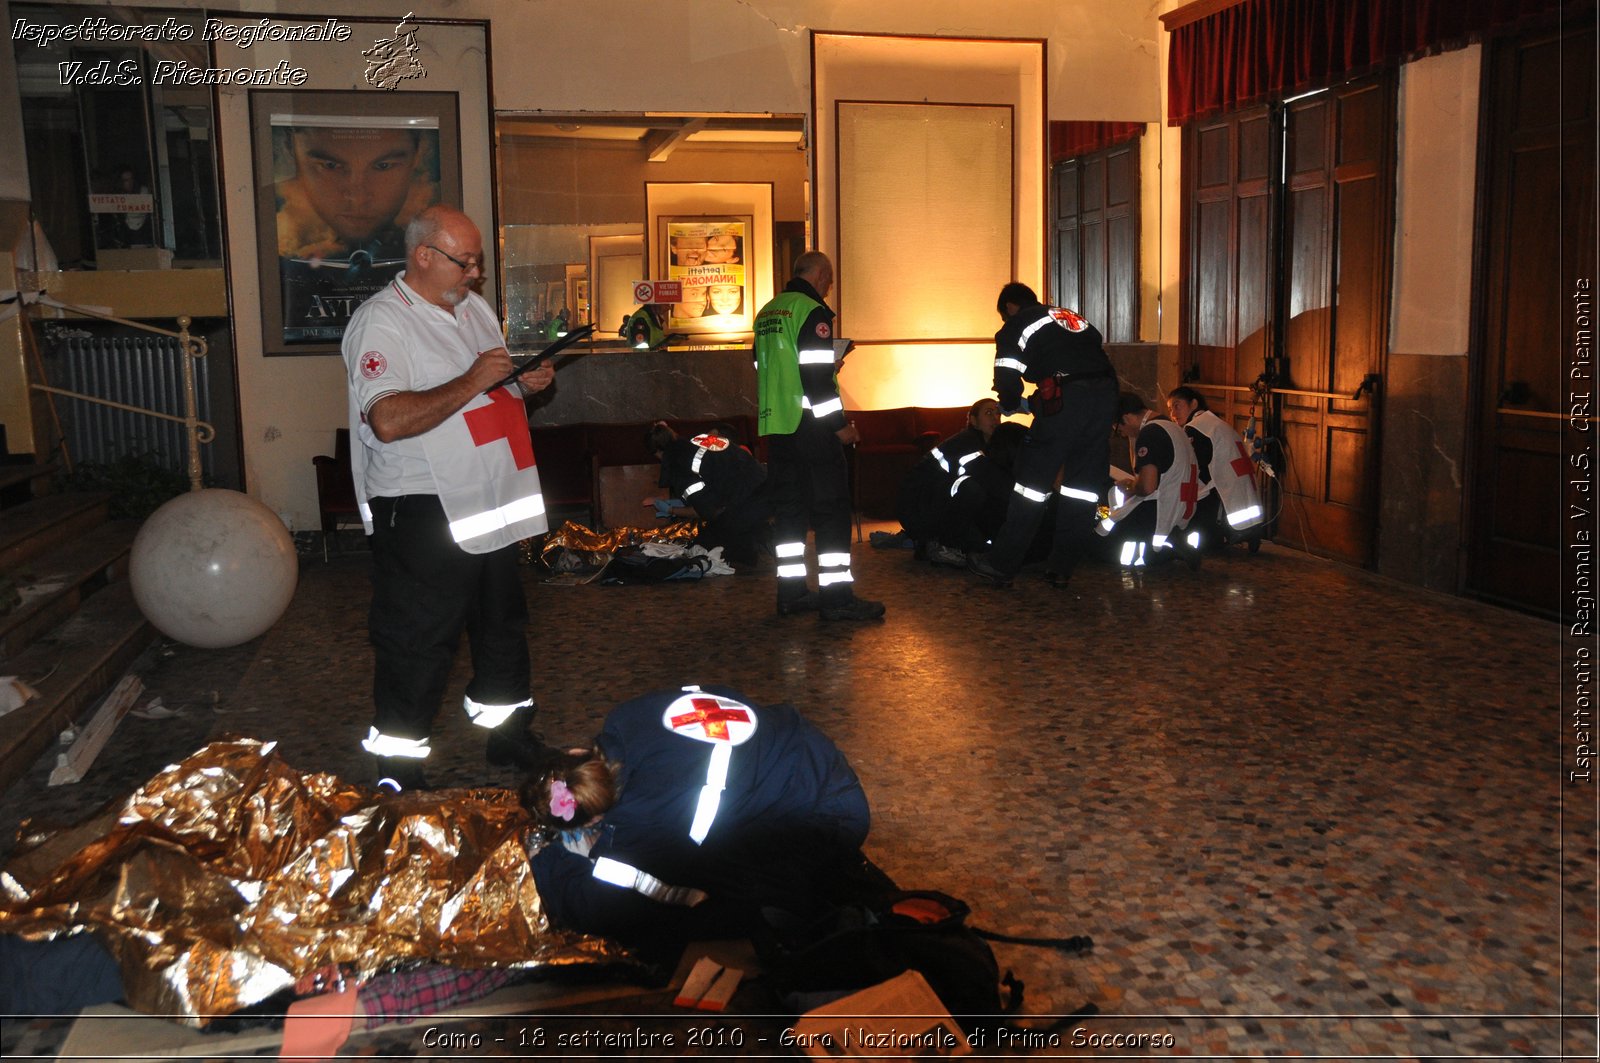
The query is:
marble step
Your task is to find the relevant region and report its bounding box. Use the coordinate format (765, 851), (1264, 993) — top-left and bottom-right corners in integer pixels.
(0, 581), (156, 797)
(0, 492), (113, 573)
(0, 519), (140, 660)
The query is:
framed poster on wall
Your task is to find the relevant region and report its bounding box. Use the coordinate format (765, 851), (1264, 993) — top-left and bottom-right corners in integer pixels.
(646, 182), (773, 345)
(659, 216), (752, 333)
(250, 90), (461, 355)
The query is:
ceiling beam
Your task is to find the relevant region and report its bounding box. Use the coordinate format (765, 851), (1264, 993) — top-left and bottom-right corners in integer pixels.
(644, 118), (709, 162)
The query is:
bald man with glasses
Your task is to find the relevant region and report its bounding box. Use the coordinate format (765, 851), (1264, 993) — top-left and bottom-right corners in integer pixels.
(342, 204), (556, 793)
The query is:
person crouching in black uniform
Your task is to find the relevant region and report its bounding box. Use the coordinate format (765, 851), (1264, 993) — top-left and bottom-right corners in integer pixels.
(896, 398), (1010, 567)
(968, 284), (1118, 589)
(648, 422), (773, 565)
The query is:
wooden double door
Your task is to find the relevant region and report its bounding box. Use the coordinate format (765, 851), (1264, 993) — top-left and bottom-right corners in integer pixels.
(1182, 75), (1394, 565)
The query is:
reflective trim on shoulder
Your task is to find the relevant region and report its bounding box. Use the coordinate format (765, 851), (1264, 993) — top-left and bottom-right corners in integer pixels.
(1016, 315), (1052, 349)
(688, 743), (733, 844)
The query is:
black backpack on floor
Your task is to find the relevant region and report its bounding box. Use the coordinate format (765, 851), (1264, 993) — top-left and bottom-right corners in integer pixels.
(754, 856), (1092, 1030)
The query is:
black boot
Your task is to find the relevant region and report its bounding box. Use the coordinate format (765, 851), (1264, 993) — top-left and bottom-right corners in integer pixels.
(485, 703), (552, 770)
(376, 757), (430, 793)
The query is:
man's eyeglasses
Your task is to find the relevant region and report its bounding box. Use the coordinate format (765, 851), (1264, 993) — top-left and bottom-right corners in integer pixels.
(427, 244), (482, 272)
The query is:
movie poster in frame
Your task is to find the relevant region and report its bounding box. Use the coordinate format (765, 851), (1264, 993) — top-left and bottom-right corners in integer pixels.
(659, 216), (752, 334)
(251, 90), (461, 355)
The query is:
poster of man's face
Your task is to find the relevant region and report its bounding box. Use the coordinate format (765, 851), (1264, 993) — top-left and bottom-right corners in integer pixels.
(271, 114), (441, 344)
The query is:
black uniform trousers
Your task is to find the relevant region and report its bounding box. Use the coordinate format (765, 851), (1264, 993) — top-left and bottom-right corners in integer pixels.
(367, 494), (530, 744)
(765, 413), (854, 607)
(987, 376), (1118, 577)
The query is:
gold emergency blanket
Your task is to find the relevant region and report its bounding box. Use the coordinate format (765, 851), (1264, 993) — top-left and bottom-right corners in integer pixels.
(0, 738), (632, 1026)
(538, 518), (699, 563)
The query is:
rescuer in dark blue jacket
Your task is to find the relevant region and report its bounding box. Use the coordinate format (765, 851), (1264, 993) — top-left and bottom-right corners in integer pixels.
(521, 685), (869, 949)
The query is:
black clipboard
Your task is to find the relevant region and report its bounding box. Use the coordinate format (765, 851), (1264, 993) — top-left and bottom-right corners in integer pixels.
(489, 324), (596, 392)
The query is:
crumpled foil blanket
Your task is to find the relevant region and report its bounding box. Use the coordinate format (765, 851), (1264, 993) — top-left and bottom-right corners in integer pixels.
(537, 519), (700, 564)
(0, 738), (633, 1026)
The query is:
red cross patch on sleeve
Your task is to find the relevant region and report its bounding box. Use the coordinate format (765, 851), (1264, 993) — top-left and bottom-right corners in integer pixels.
(815, 321), (831, 339)
(360, 352), (388, 380)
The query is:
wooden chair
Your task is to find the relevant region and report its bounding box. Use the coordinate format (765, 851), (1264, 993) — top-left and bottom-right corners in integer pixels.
(311, 429), (362, 561)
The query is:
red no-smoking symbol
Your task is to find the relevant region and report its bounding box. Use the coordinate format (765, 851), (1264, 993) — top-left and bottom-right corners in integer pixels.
(634, 282), (653, 302)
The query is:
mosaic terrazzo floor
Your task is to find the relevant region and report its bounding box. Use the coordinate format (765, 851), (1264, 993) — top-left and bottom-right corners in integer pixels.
(1, 528), (1592, 1059)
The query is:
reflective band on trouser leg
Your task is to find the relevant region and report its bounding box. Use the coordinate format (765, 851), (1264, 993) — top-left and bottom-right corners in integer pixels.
(1013, 482), (1050, 504)
(1119, 541), (1147, 567)
(362, 727), (430, 759)
(1187, 530), (1202, 549)
(449, 492), (546, 546)
(591, 856), (708, 906)
(1152, 533), (1171, 550)
(1059, 485), (1099, 503)
(1228, 504), (1262, 527)
(817, 551), (853, 588)
(776, 541), (808, 581)
(465, 695), (533, 730)
(687, 743), (732, 844)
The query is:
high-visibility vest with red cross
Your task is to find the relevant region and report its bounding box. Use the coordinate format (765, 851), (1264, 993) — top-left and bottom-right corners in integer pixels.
(1187, 409), (1264, 530)
(347, 282), (548, 554)
(1105, 416), (1200, 542)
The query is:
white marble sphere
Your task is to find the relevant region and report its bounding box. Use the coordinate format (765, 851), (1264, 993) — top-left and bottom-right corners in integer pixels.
(129, 489), (298, 649)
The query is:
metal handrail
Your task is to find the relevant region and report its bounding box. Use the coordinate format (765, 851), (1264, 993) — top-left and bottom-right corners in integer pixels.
(24, 296), (214, 492)
(1188, 381), (1373, 402)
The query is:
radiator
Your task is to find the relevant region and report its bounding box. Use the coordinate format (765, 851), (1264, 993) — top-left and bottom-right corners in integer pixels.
(52, 333), (214, 479)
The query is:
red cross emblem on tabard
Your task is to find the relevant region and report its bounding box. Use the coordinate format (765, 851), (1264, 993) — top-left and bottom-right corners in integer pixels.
(464, 387), (536, 470)
(670, 698), (752, 741)
(1179, 465), (1198, 519)
(1230, 441), (1254, 478)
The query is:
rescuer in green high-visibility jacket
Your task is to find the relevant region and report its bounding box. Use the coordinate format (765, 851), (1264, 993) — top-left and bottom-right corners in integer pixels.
(620, 303), (669, 350)
(752, 251), (884, 623)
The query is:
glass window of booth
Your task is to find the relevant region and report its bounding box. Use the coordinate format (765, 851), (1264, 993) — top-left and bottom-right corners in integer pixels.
(495, 113), (807, 350)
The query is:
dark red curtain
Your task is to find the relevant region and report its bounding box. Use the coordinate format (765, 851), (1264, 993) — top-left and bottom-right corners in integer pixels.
(1049, 121), (1146, 163)
(1168, 0), (1570, 124)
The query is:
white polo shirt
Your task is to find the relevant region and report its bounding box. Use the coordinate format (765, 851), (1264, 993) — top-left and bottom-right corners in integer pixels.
(343, 274), (548, 552)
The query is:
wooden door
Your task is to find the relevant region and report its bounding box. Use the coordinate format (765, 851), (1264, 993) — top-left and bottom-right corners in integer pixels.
(1054, 141), (1140, 342)
(1468, 19), (1596, 613)
(1180, 106), (1276, 435)
(1273, 76), (1394, 564)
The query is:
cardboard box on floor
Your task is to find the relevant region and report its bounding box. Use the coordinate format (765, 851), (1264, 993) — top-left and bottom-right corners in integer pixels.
(789, 970), (972, 1057)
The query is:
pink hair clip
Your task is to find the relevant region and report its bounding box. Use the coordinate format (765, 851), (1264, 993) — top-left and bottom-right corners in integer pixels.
(548, 778), (577, 821)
